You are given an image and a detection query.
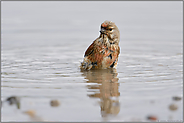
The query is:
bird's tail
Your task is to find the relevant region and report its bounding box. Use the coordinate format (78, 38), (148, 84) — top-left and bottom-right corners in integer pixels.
(80, 57), (92, 70)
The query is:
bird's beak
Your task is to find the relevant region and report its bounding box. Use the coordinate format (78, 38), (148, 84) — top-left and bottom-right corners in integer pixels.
(100, 28), (106, 34)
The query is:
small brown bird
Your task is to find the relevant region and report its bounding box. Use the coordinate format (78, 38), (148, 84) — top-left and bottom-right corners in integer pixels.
(81, 20), (120, 70)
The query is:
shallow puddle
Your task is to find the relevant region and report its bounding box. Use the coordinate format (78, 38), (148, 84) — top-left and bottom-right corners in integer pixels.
(1, 1), (183, 122)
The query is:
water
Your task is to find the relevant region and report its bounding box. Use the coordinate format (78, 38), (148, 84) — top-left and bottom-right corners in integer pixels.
(1, 1), (183, 122)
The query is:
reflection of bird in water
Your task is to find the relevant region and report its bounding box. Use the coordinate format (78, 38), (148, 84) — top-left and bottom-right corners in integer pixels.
(81, 68), (120, 117)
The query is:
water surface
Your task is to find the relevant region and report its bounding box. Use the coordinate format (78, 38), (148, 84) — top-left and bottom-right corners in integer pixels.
(1, 1), (183, 122)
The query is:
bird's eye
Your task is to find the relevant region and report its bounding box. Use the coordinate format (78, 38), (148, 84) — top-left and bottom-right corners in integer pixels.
(109, 28), (112, 31)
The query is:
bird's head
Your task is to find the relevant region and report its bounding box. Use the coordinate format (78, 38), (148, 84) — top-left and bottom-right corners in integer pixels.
(100, 20), (120, 44)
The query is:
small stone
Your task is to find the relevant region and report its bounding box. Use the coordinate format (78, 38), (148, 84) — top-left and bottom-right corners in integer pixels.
(147, 115), (157, 121)
(50, 100), (60, 107)
(24, 110), (36, 117)
(172, 96), (182, 101)
(6, 96), (20, 105)
(169, 104), (178, 111)
(24, 110), (44, 121)
(6, 96), (20, 109)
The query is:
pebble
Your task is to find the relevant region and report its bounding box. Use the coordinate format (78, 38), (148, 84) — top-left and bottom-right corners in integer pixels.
(24, 110), (36, 117)
(6, 96), (20, 105)
(147, 115), (157, 121)
(169, 104), (178, 111)
(24, 110), (44, 121)
(50, 100), (60, 107)
(172, 96), (182, 101)
(6, 96), (20, 109)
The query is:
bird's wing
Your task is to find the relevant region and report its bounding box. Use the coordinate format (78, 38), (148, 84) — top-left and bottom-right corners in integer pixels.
(84, 42), (95, 57)
(104, 45), (120, 68)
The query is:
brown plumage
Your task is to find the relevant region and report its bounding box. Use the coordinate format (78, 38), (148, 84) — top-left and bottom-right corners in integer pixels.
(81, 20), (120, 70)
